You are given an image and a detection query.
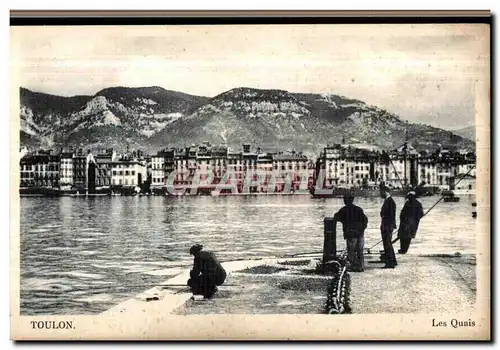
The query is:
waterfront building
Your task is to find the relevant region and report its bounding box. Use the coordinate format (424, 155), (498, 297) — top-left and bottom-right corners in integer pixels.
(110, 157), (147, 187)
(151, 149), (176, 188)
(433, 148), (455, 189)
(164, 149), (175, 176)
(172, 145), (197, 187)
(242, 144), (259, 192)
(196, 142), (213, 188)
(456, 163), (476, 178)
(151, 151), (165, 188)
(25, 150), (60, 188)
(375, 163), (390, 185)
(320, 145), (377, 187)
(257, 152), (274, 192)
(343, 148), (373, 187)
(273, 151), (309, 191)
(307, 160), (316, 189)
(174, 148), (189, 185)
(455, 151), (476, 178)
(226, 149), (243, 190)
(211, 144), (228, 185)
(20, 154), (35, 188)
(321, 145), (346, 187)
(417, 154), (438, 187)
(94, 149), (115, 188)
(186, 145), (198, 186)
(383, 144), (419, 188)
(73, 149), (87, 192)
(450, 173), (476, 192)
(59, 151), (74, 189)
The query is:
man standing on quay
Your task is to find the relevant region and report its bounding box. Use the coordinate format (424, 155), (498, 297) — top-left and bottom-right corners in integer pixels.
(398, 191), (424, 254)
(333, 193), (368, 272)
(380, 186), (397, 268)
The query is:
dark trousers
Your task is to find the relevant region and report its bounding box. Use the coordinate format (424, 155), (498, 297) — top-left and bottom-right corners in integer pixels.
(381, 226), (397, 266)
(188, 270), (226, 298)
(399, 237), (412, 254)
(346, 235), (365, 271)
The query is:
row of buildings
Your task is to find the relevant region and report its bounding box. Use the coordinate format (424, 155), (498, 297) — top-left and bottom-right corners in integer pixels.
(19, 142), (476, 193)
(20, 148), (149, 193)
(149, 143), (312, 192)
(317, 143), (476, 190)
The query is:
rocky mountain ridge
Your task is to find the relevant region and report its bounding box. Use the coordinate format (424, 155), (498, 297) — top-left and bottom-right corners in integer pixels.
(19, 86), (475, 156)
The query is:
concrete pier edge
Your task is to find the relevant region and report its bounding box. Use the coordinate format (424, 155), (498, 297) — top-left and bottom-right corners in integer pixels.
(101, 252), (475, 316)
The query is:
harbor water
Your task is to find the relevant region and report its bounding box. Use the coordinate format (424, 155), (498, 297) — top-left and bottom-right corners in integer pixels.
(20, 195), (477, 315)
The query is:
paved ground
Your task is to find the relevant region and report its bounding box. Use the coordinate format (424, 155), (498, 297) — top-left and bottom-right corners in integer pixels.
(102, 254), (476, 316)
(349, 253), (476, 314)
(175, 272), (331, 315)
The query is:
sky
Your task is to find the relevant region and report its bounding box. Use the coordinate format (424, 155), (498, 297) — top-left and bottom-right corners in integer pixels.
(11, 24), (489, 130)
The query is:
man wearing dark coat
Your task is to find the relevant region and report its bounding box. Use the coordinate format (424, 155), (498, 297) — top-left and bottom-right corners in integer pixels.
(380, 186), (397, 268)
(187, 244), (227, 299)
(333, 193), (368, 272)
(398, 191), (424, 254)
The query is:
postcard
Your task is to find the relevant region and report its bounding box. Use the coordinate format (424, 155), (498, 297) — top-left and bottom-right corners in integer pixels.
(10, 16), (491, 340)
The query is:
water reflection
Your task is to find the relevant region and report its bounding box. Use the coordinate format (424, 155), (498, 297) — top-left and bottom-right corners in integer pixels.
(20, 195), (476, 315)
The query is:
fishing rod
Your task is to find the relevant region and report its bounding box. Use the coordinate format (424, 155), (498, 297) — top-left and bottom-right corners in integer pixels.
(366, 164), (476, 252)
(67, 283), (240, 293)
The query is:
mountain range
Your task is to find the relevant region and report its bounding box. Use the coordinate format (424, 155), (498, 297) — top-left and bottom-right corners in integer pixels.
(19, 86), (475, 156)
(451, 126), (475, 142)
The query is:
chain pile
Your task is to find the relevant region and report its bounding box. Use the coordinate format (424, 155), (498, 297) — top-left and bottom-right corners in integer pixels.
(325, 254), (352, 314)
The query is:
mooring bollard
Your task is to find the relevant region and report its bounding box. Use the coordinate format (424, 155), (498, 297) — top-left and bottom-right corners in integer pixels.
(323, 217), (337, 266)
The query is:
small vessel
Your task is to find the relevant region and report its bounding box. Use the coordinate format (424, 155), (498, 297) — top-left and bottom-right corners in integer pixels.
(310, 187), (340, 198)
(443, 191), (460, 202)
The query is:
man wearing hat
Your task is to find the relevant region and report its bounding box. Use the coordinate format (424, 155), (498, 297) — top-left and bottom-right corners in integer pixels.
(397, 191), (424, 254)
(333, 192), (368, 272)
(187, 244), (227, 299)
(380, 186), (397, 268)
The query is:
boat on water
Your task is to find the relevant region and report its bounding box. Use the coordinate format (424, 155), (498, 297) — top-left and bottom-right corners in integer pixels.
(443, 196), (460, 203)
(442, 190), (460, 202)
(309, 187), (344, 198)
(309, 183), (437, 199)
(20, 187), (61, 197)
(211, 188), (309, 197)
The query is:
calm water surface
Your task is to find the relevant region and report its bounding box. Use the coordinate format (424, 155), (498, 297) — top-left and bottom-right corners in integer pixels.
(20, 195), (477, 315)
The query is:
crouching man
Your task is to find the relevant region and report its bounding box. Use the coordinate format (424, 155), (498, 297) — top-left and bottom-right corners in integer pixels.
(187, 244), (227, 299)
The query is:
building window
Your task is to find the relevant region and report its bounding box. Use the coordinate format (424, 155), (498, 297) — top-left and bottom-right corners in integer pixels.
(131, 171), (135, 176)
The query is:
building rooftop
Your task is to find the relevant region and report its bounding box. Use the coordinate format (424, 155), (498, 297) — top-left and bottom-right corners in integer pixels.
(273, 153), (308, 161)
